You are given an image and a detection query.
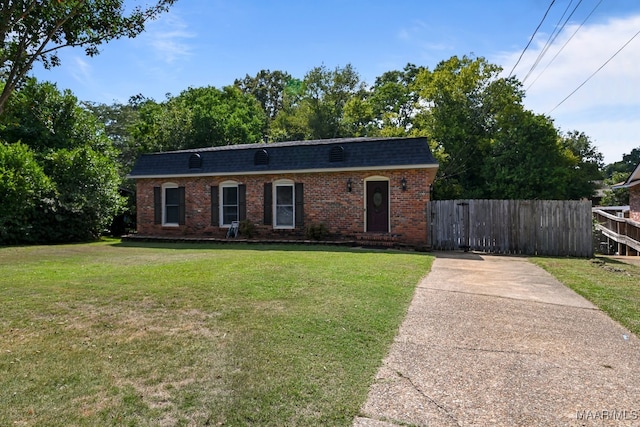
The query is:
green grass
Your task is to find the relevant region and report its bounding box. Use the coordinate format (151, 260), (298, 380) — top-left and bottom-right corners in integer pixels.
(532, 256), (640, 336)
(0, 239), (433, 426)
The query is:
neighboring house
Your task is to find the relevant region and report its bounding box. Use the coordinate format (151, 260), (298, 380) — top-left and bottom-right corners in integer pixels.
(614, 162), (640, 222)
(127, 136), (439, 246)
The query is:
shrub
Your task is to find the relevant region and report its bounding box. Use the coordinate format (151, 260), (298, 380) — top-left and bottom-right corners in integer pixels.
(305, 222), (328, 240)
(239, 220), (256, 238)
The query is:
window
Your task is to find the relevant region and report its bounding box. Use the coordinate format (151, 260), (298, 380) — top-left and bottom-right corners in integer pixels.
(275, 183), (294, 228)
(211, 183), (246, 227)
(264, 181), (303, 229)
(154, 183), (185, 226)
(165, 186), (180, 225)
(221, 184), (238, 226)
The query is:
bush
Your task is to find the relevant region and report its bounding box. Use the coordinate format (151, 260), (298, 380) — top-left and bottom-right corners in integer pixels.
(239, 220), (256, 238)
(305, 222), (329, 240)
(0, 142), (54, 244)
(43, 147), (125, 242)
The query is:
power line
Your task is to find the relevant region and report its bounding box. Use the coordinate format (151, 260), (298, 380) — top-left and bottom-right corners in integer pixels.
(508, 0), (557, 78)
(522, 0), (583, 84)
(548, 27), (640, 113)
(526, 0), (603, 91)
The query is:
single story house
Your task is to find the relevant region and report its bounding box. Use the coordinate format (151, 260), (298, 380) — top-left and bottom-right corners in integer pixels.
(127, 136), (439, 246)
(614, 162), (640, 222)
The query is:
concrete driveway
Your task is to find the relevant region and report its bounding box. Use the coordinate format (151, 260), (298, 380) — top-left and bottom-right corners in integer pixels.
(354, 252), (640, 427)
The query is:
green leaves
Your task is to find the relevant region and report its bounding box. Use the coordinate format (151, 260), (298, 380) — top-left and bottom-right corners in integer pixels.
(0, 0), (177, 113)
(43, 146), (124, 241)
(270, 64), (365, 141)
(0, 141), (54, 244)
(130, 85), (267, 152)
(0, 79), (124, 244)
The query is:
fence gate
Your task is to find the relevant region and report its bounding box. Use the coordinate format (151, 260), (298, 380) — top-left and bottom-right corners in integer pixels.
(427, 199), (593, 257)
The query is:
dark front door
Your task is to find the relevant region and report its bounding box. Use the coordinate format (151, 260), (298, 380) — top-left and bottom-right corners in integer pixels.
(366, 181), (389, 233)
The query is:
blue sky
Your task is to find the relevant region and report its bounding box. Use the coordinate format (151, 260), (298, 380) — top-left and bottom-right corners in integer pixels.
(30, 0), (640, 164)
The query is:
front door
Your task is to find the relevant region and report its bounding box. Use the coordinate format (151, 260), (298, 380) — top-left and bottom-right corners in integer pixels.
(366, 181), (389, 233)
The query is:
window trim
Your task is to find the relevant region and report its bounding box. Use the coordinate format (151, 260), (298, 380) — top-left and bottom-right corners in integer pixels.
(162, 182), (180, 226)
(219, 181), (239, 227)
(273, 179), (295, 229)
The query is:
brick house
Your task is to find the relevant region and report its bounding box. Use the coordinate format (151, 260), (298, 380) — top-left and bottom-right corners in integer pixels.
(615, 162), (640, 222)
(127, 137), (439, 246)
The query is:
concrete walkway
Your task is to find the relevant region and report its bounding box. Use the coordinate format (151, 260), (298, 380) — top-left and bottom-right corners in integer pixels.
(354, 252), (640, 427)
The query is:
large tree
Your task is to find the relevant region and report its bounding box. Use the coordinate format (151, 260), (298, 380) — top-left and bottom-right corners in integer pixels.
(130, 86), (267, 152)
(0, 78), (111, 153)
(414, 55), (525, 199)
(558, 130), (603, 199)
(486, 110), (570, 199)
(0, 79), (124, 244)
(0, 0), (176, 113)
(234, 69), (291, 124)
(603, 147), (640, 178)
(270, 64), (365, 141)
(83, 94), (147, 180)
(368, 63), (425, 136)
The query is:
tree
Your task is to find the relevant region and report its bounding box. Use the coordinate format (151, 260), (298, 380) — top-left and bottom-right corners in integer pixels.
(83, 95), (147, 180)
(0, 0), (176, 113)
(603, 147), (640, 178)
(305, 64), (364, 139)
(414, 55), (525, 199)
(558, 130), (603, 199)
(42, 145), (124, 242)
(0, 141), (54, 244)
(485, 110), (570, 199)
(342, 94), (375, 137)
(182, 85), (266, 147)
(600, 171), (630, 206)
(234, 69), (292, 123)
(0, 78), (111, 153)
(271, 64), (365, 141)
(0, 79), (124, 243)
(130, 86), (267, 152)
(368, 63), (425, 136)
(599, 148), (639, 206)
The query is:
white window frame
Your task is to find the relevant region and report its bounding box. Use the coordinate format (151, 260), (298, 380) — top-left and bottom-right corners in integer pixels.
(220, 181), (239, 227)
(273, 179), (295, 229)
(162, 182), (180, 226)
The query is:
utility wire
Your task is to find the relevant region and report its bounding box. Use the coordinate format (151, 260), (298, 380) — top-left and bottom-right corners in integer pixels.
(548, 27), (640, 113)
(527, 0), (603, 91)
(522, 0), (582, 84)
(508, 0), (557, 78)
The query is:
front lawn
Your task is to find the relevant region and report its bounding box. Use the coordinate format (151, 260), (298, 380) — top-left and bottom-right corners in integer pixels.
(532, 256), (640, 336)
(0, 240), (432, 426)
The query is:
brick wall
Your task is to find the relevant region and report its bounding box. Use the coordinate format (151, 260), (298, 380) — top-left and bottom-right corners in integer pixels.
(630, 185), (640, 223)
(135, 168), (437, 245)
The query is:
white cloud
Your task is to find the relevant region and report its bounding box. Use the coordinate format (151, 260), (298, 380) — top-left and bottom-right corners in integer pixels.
(493, 14), (640, 163)
(142, 13), (196, 64)
(397, 20), (427, 42)
(68, 56), (93, 86)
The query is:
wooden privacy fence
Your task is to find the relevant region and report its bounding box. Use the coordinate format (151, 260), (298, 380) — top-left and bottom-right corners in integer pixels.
(427, 199), (593, 257)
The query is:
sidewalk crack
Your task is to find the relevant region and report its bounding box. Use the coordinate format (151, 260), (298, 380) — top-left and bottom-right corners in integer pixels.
(395, 370), (462, 427)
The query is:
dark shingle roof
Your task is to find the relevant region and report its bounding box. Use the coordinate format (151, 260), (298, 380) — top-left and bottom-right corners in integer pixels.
(128, 137), (438, 178)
